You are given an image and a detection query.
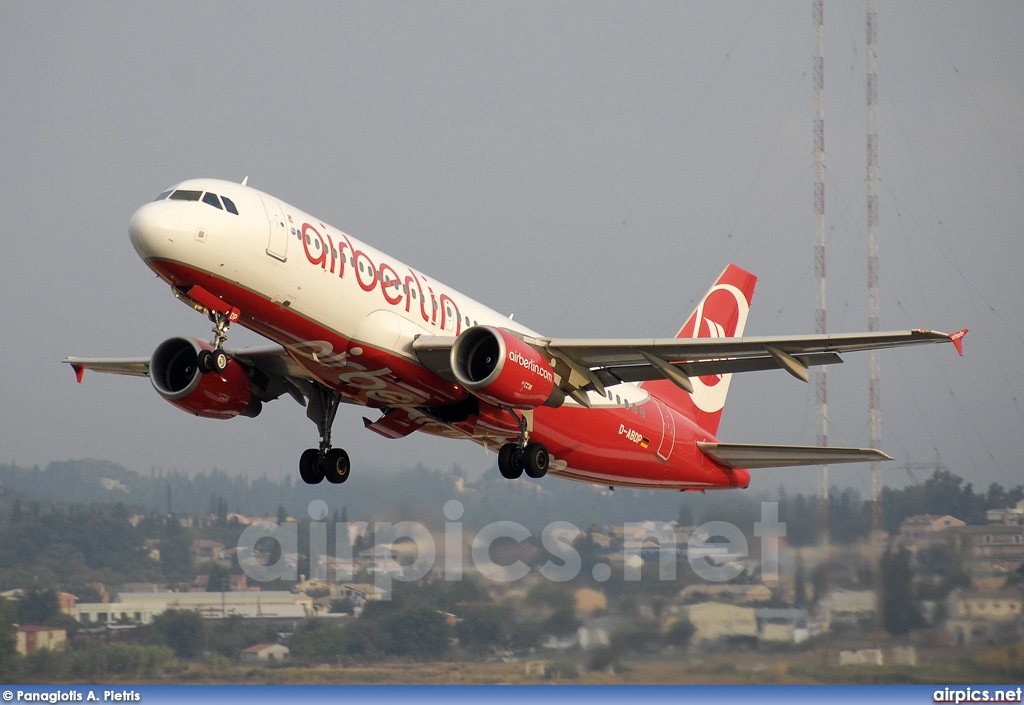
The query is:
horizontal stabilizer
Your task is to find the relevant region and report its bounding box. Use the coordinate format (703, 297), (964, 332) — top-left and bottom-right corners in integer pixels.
(697, 442), (891, 469)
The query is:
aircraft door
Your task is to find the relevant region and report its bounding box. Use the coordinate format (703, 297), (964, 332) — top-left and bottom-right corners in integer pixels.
(653, 399), (677, 463)
(260, 195), (288, 261)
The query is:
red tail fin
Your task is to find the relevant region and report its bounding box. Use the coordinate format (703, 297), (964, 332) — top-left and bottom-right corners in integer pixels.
(645, 264), (757, 435)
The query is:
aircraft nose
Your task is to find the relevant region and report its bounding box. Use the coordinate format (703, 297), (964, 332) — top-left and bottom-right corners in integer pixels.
(129, 200), (180, 259)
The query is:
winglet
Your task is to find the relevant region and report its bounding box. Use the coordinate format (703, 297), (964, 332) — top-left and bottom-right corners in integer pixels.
(949, 328), (968, 356)
(71, 363), (86, 383)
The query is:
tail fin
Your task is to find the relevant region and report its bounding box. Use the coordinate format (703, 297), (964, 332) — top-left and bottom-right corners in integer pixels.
(645, 263), (757, 435)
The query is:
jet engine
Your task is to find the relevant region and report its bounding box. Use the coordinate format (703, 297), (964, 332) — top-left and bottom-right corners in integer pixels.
(450, 326), (563, 409)
(150, 337), (262, 419)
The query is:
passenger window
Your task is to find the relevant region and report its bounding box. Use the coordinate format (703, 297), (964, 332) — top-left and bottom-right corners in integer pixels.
(222, 196), (239, 215)
(154, 190), (172, 201)
(202, 192), (223, 210)
(169, 190), (202, 201)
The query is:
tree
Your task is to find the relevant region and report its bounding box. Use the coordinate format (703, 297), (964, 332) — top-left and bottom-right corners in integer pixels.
(456, 604), (510, 649)
(289, 619), (347, 662)
(16, 585), (61, 625)
(150, 609), (207, 659)
(794, 552), (808, 607)
(208, 615), (277, 659)
(386, 603), (453, 660)
(879, 545), (924, 636)
(541, 606), (580, 637)
(203, 562), (231, 593)
(665, 617), (695, 648)
(0, 597), (17, 676)
(329, 597), (355, 614)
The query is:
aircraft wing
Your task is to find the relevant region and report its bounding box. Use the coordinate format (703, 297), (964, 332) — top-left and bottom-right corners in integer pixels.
(64, 344), (314, 406)
(63, 357), (151, 381)
(543, 328), (966, 398)
(697, 442), (891, 469)
(415, 328), (965, 405)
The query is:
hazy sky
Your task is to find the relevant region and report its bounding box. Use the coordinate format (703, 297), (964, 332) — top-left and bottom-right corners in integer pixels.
(2, 2), (1021, 498)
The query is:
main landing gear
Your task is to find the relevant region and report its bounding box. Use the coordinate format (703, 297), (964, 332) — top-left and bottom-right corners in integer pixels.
(299, 386), (351, 485)
(497, 410), (549, 480)
(197, 310), (231, 375)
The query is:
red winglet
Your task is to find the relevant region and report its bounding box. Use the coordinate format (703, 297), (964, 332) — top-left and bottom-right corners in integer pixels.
(71, 363), (86, 383)
(949, 328), (968, 356)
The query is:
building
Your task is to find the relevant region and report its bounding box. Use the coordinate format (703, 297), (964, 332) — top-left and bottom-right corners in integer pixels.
(817, 589), (876, 629)
(77, 590), (313, 625)
(574, 588), (607, 614)
(838, 648), (884, 666)
(192, 539), (229, 565)
(950, 525), (1024, 572)
(2, 590), (78, 617)
(17, 627), (66, 655)
(946, 588), (1023, 646)
(899, 515), (965, 544)
(684, 602), (758, 644)
(755, 607), (815, 644)
(986, 500), (1024, 526)
(680, 583), (773, 605)
(340, 583), (387, 607)
(240, 643), (290, 663)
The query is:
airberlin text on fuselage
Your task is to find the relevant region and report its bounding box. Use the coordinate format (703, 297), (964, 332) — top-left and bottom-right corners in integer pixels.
(508, 349), (554, 384)
(300, 222), (461, 334)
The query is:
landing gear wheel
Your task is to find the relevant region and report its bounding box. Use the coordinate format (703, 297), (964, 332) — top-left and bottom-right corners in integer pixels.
(323, 448), (351, 484)
(197, 350), (215, 375)
(299, 448), (325, 485)
(523, 442), (549, 478)
(298, 386), (350, 486)
(211, 349), (228, 373)
(498, 443), (524, 479)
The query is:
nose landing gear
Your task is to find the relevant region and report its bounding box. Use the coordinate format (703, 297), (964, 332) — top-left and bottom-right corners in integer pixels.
(196, 309), (233, 374)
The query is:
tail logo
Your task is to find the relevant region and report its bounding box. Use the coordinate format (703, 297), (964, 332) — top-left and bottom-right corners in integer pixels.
(686, 283), (750, 414)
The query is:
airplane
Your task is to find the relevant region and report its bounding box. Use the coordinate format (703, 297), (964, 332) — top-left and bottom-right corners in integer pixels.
(64, 178), (967, 491)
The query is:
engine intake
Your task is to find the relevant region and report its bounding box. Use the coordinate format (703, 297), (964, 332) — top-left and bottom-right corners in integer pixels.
(451, 326), (562, 409)
(150, 337), (261, 419)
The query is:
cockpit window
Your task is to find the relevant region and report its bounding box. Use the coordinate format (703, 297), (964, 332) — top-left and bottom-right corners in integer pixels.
(162, 188), (239, 215)
(169, 189), (202, 201)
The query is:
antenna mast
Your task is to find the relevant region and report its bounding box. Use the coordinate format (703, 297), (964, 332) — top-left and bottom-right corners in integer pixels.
(867, 0), (881, 534)
(813, 0), (829, 503)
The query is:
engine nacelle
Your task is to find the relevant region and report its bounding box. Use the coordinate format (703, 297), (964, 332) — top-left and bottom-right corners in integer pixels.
(450, 326), (563, 409)
(150, 337), (262, 419)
